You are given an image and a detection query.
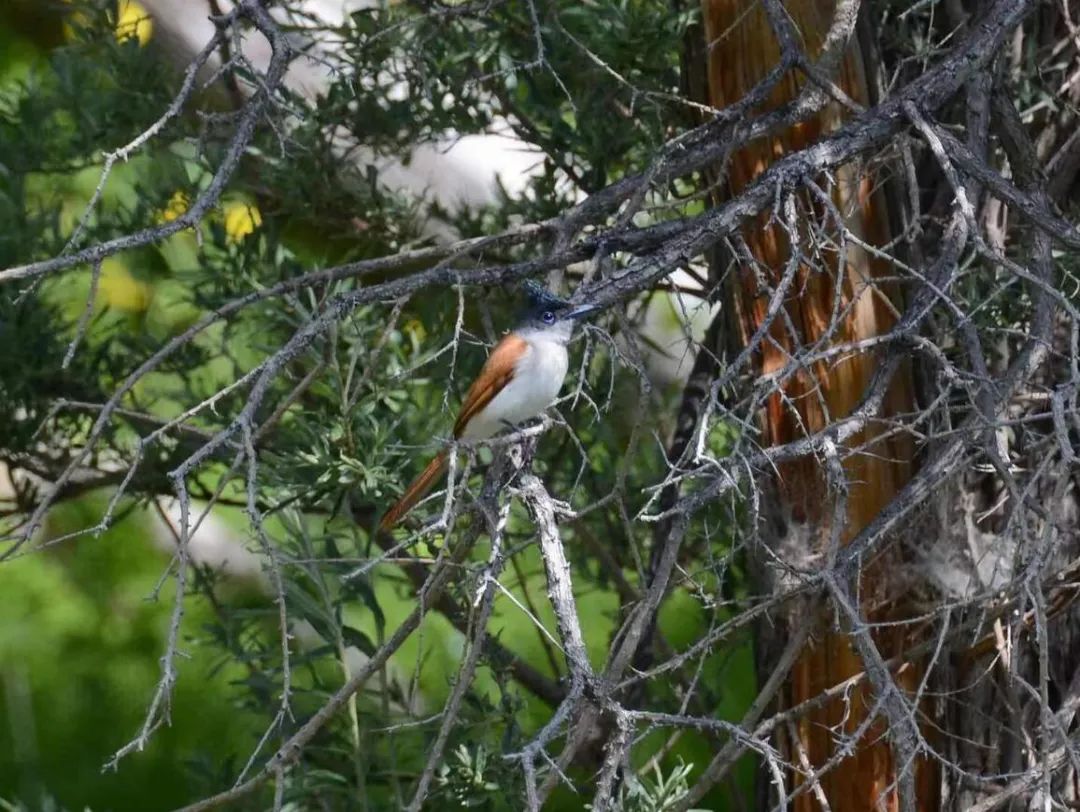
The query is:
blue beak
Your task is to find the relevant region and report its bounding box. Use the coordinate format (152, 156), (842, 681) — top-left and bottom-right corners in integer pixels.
(566, 303), (600, 321)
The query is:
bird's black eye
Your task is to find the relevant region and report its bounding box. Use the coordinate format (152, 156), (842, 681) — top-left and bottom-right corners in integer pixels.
(541, 310), (556, 325)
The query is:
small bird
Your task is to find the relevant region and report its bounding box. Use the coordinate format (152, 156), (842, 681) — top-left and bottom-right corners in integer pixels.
(379, 282), (598, 530)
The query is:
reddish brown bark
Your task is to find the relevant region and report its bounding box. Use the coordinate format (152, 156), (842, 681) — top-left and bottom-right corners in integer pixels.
(700, 2), (937, 808)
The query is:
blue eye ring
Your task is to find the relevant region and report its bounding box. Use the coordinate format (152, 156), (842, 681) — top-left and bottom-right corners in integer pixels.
(541, 310), (556, 325)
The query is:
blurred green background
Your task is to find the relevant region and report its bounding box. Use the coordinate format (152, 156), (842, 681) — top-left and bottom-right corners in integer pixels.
(0, 2), (755, 809)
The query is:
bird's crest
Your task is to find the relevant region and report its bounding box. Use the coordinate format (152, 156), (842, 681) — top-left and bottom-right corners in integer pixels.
(522, 279), (568, 311)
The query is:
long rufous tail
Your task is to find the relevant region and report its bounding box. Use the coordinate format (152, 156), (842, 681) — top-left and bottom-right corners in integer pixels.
(378, 451), (447, 531)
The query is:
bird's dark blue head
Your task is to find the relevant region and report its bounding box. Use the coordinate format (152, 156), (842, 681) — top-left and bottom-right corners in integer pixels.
(516, 280), (598, 342)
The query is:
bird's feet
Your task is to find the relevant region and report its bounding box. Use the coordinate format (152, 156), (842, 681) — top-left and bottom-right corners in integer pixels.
(550, 498), (575, 518)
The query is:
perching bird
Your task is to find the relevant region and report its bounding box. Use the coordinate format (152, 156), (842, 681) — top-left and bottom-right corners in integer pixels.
(378, 282), (598, 530)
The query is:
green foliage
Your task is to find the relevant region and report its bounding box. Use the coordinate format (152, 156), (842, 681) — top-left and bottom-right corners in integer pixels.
(590, 759), (707, 812)
(0, 1), (758, 809)
(0, 497), (255, 811)
(436, 745), (509, 809)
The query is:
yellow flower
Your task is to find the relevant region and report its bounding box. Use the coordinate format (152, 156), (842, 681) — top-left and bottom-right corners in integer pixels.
(98, 258), (152, 313)
(158, 190), (189, 224)
(64, 0), (154, 45)
(115, 0), (153, 46)
(403, 318), (427, 344)
(223, 201), (263, 242)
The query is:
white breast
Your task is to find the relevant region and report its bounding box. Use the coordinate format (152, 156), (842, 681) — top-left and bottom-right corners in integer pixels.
(461, 336), (569, 440)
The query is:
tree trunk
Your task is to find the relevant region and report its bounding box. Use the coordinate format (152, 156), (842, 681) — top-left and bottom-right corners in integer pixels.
(698, 1), (937, 808)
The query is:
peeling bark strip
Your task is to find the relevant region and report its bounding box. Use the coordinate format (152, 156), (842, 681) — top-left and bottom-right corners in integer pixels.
(700, 1), (934, 809)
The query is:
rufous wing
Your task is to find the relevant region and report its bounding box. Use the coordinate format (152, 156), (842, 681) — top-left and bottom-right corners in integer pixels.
(452, 334), (527, 437)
